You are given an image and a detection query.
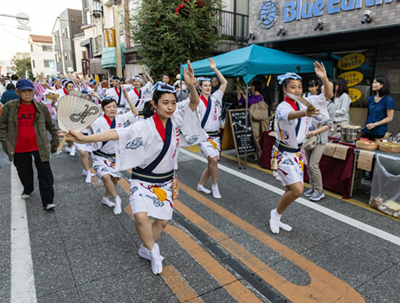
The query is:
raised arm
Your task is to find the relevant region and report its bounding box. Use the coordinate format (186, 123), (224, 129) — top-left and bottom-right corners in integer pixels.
(314, 62), (333, 100)
(142, 65), (154, 84)
(184, 60), (200, 111)
(209, 58), (227, 94)
(122, 86), (139, 117)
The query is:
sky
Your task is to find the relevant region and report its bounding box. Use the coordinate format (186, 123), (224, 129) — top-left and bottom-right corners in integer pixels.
(0, 0), (83, 62)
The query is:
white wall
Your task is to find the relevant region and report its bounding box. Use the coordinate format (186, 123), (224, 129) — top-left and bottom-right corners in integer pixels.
(29, 44), (56, 76)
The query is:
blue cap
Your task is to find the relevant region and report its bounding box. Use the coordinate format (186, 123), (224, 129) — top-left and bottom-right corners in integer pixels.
(16, 79), (34, 91)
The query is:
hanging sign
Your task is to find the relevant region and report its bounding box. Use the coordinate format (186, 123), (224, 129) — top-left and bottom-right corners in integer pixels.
(348, 88), (362, 103)
(105, 28), (116, 47)
(338, 54), (365, 70)
(338, 71), (363, 87)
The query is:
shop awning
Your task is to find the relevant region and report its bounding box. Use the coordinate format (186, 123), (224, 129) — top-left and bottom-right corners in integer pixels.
(90, 58), (107, 74)
(101, 44), (125, 69)
(180, 44), (334, 84)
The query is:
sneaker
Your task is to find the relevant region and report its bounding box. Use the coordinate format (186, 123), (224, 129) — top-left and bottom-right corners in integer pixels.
(21, 193), (31, 199)
(70, 146), (76, 157)
(309, 191), (325, 202)
(45, 203), (56, 210)
(303, 188), (314, 197)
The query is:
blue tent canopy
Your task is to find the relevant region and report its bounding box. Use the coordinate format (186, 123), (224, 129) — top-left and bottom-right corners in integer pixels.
(180, 44), (333, 84)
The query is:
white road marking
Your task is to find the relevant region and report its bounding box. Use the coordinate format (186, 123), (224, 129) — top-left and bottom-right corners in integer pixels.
(10, 165), (37, 303)
(180, 149), (400, 247)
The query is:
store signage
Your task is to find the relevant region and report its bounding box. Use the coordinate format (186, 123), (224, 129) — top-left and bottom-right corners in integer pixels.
(348, 88), (362, 102)
(338, 71), (363, 86)
(338, 53), (365, 70)
(283, 0), (395, 22)
(105, 29), (116, 47)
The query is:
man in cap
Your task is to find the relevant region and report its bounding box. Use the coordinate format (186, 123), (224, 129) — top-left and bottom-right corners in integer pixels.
(0, 79), (59, 210)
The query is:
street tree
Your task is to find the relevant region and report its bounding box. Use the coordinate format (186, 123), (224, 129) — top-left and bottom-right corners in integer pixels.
(11, 55), (33, 79)
(129, 0), (222, 82)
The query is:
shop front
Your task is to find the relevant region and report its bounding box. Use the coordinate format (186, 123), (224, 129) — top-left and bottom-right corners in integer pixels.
(249, 0), (400, 133)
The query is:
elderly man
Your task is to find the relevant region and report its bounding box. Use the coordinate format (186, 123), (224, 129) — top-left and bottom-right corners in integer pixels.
(0, 79), (59, 210)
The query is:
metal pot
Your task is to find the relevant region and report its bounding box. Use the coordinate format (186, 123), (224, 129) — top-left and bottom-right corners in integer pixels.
(340, 125), (362, 143)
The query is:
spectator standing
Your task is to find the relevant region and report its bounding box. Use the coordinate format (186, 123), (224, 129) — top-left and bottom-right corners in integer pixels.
(0, 79), (59, 209)
(259, 76), (274, 117)
(1, 83), (19, 105)
(304, 79), (337, 202)
(0, 77), (6, 98)
(303, 80), (319, 98)
(361, 75), (395, 140)
(329, 78), (351, 137)
(211, 77), (220, 94)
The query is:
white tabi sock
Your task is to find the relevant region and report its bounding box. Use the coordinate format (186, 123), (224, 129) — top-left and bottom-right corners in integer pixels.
(269, 209), (281, 234)
(138, 244), (164, 261)
(82, 169), (87, 176)
(113, 196), (122, 215)
(197, 184), (211, 194)
(149, 243), (163, 275)
(212, 183), (222, 199)
(101, 197), (115, 208)
(279, 222), (293, 232)
(85, 170), (92, 183)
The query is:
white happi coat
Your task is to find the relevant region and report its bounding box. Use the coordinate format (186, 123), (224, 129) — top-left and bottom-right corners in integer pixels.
(91, 111), (137, 179)
(105, 84), (132, 113)
(127, 82), (153, 112)
(114, 103), (208, 220)
(178, 89), (223, 159)
(273, 93), (328, 186)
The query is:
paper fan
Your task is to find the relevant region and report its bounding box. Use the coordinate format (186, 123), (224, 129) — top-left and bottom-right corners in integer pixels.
(57, 95), (101, 152)
(69, 90), (87, 99)
(286, 93), (316, 110)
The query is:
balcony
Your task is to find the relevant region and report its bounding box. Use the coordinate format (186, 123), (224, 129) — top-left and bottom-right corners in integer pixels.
(215, 10), (249, 45)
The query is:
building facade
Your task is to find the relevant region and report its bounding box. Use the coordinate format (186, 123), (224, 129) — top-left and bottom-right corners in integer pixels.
(52, 9), (83, 75)
(28, 35), (56, 76)
(249, 0), (400, 132)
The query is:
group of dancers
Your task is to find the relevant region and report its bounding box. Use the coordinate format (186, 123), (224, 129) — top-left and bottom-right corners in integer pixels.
(51, 58), (332, 275)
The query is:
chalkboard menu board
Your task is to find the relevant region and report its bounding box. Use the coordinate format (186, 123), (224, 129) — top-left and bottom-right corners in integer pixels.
(229, 109), (256, 155)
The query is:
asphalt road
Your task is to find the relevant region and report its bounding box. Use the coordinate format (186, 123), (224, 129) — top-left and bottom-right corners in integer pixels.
(1, 145), (399, 303)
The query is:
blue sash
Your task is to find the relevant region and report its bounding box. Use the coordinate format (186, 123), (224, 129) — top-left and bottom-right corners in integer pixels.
(295, 102), (301, 136)
(144, 118), (173, 172)
(116, 86), (122, 105)
(135, 90), (142, 107)
(201, 95), (212, 128)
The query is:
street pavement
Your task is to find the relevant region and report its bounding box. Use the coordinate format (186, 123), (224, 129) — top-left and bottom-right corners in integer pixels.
(1, 144), (400, 303)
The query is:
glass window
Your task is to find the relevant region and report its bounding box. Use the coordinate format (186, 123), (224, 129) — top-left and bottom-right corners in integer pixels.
(44, 60), (50, 68)
(42, 45), (53, 52)
(30, 44), (33, 52)
(32, 60), (35, 68)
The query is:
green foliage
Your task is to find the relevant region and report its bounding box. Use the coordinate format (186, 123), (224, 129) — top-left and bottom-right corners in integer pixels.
(129, 0), (222, 83)
(11, 55), (33, 79)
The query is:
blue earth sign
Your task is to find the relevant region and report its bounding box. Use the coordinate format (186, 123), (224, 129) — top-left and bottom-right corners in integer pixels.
(258, 1), (278, 29)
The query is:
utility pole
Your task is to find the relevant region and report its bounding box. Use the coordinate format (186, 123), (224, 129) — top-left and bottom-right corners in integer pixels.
(114, 1), (122, 77)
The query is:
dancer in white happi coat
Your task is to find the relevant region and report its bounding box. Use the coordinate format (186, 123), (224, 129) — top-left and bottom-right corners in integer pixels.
(87, 87), (139, 213)
(179, 58), (227, 198)
(56, 79), (78, 155)
(66, 61), (207, 275)
(127, 66), (154, 114)
(105, 76), (131, 114)
(269, 62), (333, 234)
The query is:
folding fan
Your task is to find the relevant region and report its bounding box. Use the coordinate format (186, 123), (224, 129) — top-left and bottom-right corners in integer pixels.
(57, 95), (101, 152)
(69, 90), (87, 99)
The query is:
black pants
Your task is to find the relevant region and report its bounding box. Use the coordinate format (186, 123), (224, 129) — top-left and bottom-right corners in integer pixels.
(13, 151), (54, 206)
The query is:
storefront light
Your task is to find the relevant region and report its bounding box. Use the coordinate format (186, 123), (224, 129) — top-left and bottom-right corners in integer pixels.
(93, 0), (103, 18)
(361, 10), (372, 24)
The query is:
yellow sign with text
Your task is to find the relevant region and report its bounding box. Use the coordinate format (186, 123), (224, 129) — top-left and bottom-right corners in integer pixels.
(348, 88), (362, 103)
(338, 71), (363, 87)
(338, 54), (365, 70)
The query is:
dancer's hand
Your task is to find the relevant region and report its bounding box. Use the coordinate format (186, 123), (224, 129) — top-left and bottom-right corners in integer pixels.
(304, 108), (320, 118)
(314, 61), (327, 80)
(209, 58), (217, 71)
(184, 60), (195, 87)
(306, 130), (316, 138)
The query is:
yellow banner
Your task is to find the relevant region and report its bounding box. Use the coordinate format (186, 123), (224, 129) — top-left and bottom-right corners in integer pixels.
(348, 88), (362, 103)
(105, 28), (116, 47)
(338, 71), (363, 87)
(338, 54), (365, 70)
